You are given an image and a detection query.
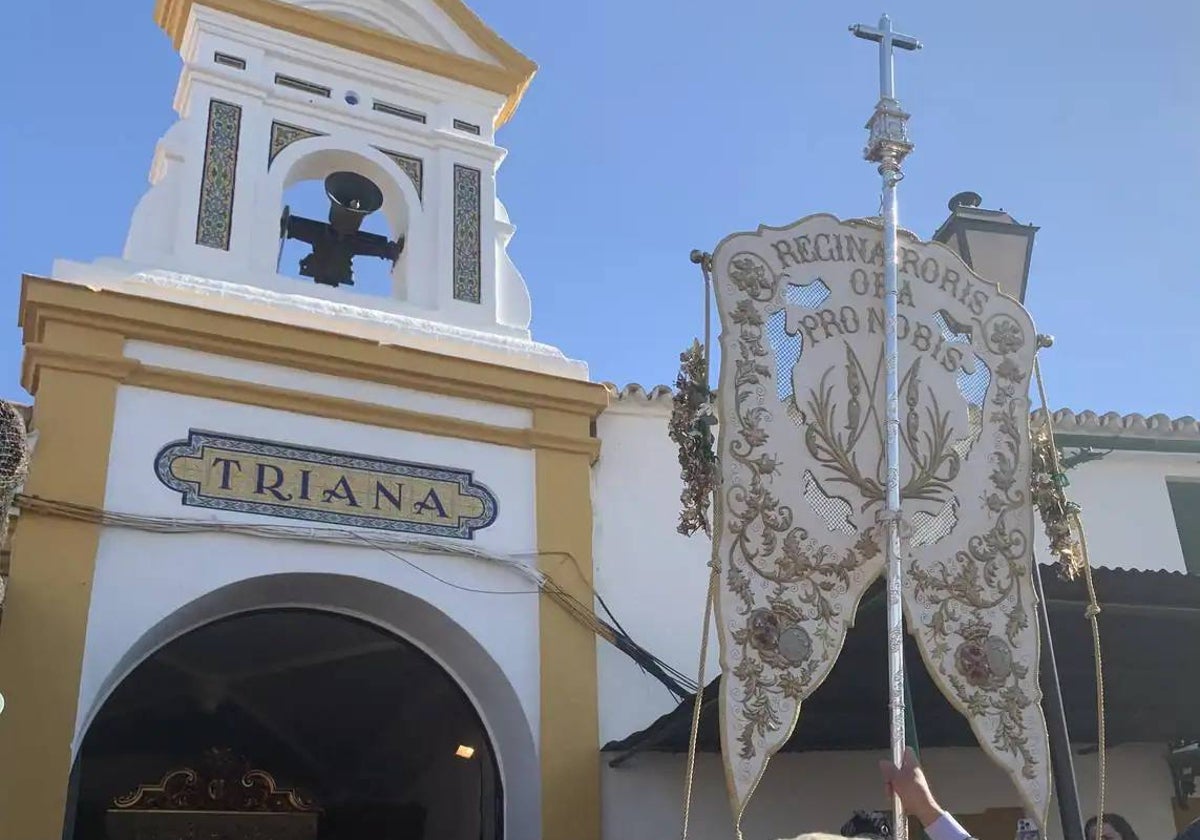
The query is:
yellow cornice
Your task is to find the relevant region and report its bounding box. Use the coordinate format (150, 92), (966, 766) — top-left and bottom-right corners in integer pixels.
(20, 344), (600, 461)
(20, 275), (609, 419)
(154, 0), (537, 127)
(9, 274), (605, 838)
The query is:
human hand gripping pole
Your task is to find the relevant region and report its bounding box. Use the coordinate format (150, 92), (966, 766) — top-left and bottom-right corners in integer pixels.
(880, 748), (973, 840)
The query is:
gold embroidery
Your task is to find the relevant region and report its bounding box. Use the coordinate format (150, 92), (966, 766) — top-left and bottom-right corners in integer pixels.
(669, 341), (717, 536)
(719, 251), (876, 758)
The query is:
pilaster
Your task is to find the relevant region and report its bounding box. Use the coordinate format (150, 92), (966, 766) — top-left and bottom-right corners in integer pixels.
(0, 322), (123, 839)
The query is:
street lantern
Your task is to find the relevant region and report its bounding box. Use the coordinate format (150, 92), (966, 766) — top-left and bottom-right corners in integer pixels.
(933, 191), (1039, 302)
(937, 191), (1087, 840)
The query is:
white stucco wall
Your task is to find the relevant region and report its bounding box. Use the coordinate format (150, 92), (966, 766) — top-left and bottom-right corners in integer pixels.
(1034, 449), (1200, 573)
(80, 378), (539, 733)
(593, 398), (1193, 838)
(124, 341), (534, 428)
(73, 352), (545, 833)
(601, 744), (1177, 840)
(111, 1), (539, 343)
(595, 400), (1200, 746)
(593, 403), (719, 745)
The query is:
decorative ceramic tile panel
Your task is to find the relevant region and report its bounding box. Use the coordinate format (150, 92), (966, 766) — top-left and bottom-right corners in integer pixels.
(453, 164), (482, 303)
(195, 99), (242, 250)
(155, 430), (499, 540)
(377, 148), (424, 200)
(269, 121), (324, 164)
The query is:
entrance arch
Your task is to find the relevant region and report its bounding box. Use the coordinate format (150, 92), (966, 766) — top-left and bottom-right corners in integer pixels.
(68, 573), (539, 838)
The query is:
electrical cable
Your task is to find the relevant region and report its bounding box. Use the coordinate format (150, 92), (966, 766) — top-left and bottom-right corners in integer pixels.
(11, 493), (693, 698)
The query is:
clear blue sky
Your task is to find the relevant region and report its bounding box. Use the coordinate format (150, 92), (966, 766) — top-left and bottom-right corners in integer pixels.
(1, 1), (1197, 417)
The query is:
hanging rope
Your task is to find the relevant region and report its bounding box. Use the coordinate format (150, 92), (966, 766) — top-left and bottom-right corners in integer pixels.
(671, 252), (719, 538)
(1031, 349), (1107, 829)
(676, 251), (721, 839)
(680, 568), (718, 839)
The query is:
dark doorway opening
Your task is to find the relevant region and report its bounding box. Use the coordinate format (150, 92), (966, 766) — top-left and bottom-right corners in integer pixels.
(68, 608), (502, 839)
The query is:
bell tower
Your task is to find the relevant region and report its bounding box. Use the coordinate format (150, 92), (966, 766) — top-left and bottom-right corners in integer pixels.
(1, 5), (608, 839)
(58, 0), (576, 372)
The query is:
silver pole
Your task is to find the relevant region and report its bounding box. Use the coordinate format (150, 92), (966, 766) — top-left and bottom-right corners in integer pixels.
(850, 16), (921, 840)
(881, 151), (908, 840)
(690, 249), (714, 388)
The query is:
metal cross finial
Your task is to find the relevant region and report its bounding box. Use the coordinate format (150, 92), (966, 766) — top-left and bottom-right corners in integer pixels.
(851, 15), (921, 165)
(850, 15), (921, 102)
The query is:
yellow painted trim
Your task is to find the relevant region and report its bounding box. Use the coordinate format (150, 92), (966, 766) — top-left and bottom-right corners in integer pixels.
(0, 322), (124, 839)
(22, 342), (140, 393)
(22, 277), (608, 418)
(9, 274), (608, 838)
(135, 365), (599, 459)
(534, 407), (601, 840)
(154, 0), (536, 127)
(20, 342), (600, 459)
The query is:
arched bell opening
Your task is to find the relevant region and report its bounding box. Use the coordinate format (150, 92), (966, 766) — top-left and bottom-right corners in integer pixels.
(277, 173), (402, 297)
(66, 608), (503, 840)
(263, 141), (432, 307)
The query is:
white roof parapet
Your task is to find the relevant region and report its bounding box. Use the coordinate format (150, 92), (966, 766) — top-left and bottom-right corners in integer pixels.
(605, 383), (1200, 443)
(599, 382), (674, 416)
(602, 382), (673, 404)
(1034, 408), (1200, 442)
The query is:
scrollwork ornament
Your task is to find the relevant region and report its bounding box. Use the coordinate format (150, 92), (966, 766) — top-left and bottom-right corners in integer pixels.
(904, 297), (1050, 821)
(669, 340), (718, 536)
(712, 221), (886, 832)
(1030, 423), (1083, 580)
(710, 214), (1050, 832)
(112, 748), (317, 813)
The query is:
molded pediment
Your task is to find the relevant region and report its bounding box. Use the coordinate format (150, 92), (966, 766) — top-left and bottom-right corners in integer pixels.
(283, 0), (498, 65)
(155, 0), (536, 125)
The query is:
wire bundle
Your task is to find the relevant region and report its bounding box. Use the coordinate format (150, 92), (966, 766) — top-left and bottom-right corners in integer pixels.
(11, 494), (695, 700)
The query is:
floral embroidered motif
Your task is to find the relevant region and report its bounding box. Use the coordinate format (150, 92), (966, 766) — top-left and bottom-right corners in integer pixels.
(669, 341), (717, 536)
(905, 311), (1050, 816)
(714, 241), (881, 802)
(712, 214), (1049, 831)
(1031, 424), (1083, 580)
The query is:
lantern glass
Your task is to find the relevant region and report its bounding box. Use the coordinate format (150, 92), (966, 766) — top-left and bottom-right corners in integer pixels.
(933, 194), (1038, 302)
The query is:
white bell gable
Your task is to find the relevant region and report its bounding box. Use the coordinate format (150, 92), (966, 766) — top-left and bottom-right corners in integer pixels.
(272, 0), (502, 64)
(53, 0), (582, 377)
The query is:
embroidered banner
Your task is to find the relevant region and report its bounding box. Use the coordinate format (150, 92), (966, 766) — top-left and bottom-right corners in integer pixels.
(155, 430), (498, 539)
(709, 214), (1048, 829)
